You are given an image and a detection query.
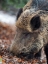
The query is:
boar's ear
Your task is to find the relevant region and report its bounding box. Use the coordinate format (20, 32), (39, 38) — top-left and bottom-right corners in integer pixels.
(30, 15), (41, 30)
(17, 8), (23, 20)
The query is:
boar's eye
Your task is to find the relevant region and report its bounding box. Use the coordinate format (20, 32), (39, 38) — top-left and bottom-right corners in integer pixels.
(23, 33), (29, 36)
(30, 15), (41, 30)
(23, 32), (32, 38)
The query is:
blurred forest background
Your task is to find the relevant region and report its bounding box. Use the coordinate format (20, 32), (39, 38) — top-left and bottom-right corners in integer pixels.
(0, 0), (28, 10)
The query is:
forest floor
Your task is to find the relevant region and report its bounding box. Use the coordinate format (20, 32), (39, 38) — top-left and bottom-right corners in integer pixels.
(0, 22), (47, 64)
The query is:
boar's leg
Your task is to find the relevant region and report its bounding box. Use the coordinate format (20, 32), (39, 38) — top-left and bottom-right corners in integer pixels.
(34, 49), (41, 59)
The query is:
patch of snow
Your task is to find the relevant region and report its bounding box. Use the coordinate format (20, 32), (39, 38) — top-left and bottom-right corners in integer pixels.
(0, 11), (16, 25)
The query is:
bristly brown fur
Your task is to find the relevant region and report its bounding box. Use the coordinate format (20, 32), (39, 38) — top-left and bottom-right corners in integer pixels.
(23, 0), (48, 11)
(9, 9), (48, 63)
(10, 10), (48, 55)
